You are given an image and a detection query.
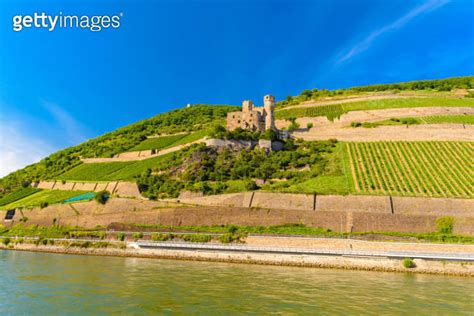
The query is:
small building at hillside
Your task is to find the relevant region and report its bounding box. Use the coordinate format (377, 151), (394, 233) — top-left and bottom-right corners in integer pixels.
(227, 95), (275, 132)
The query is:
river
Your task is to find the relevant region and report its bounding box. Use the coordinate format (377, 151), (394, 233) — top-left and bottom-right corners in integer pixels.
(0, 250), (473, 315)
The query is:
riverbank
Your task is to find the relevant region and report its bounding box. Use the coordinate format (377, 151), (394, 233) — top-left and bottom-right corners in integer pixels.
(2, 241), (473, 276)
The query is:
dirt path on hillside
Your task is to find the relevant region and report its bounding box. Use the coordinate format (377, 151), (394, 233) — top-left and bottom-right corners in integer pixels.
(293, 124), (474, 142)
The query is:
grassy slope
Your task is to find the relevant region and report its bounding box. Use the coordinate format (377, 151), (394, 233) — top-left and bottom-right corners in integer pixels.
(1, 190), (88, 210)
(265, 142), (353, 195)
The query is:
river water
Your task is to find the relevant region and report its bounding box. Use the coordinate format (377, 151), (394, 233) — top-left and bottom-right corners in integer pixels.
(0, 250), (473, 315)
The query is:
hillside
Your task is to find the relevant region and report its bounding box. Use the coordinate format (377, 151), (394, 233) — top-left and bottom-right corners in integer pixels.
(1, 76), (474, 210)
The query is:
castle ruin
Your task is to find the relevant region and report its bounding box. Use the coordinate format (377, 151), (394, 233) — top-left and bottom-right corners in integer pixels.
(227, 95), (275, 132)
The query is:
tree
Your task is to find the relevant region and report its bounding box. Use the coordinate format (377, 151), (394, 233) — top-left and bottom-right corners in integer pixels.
(94, 190), (110, 204)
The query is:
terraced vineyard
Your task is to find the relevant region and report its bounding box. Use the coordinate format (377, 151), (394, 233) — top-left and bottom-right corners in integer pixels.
(0, 190), (88, 210)
(276, 104), (345, 121)
(275, 97), (474, 120)
(131, 134), (188, 151)
(0, 187), (40, 206)
(420, 115), (474, 125)
(346, 142), (473, 198)
(57, 151), (179, 181)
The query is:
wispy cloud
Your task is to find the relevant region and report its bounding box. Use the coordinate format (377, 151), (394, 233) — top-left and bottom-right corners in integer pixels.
(336, 0), (450, 64)
(41, 100), (88, 145)
(0, 118), (57, 177)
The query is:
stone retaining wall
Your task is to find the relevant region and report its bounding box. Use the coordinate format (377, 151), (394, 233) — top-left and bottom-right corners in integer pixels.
(178, 192), (473, 217)
(4, 198), (474, 235)
(35, 181), (140, 198)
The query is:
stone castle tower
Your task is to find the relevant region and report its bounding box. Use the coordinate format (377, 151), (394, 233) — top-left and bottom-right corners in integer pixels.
(227, 95), (275, 132)
(263, 94), (275, 130)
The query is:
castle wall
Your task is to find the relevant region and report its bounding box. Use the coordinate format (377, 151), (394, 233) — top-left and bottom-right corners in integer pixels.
(226, 95), (275, 132)
(227, 111), (263, 131)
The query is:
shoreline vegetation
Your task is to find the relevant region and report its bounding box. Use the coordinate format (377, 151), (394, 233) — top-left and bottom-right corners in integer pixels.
(1, 222), (473, 244)
(1, 223), (473, 276)
(1, 239), (473, 277)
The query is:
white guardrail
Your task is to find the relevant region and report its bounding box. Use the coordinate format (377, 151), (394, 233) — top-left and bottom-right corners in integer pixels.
(135, 241), (474, 262)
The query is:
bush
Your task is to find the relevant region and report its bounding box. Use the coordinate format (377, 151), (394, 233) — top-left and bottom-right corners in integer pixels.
(132, 232), (144, 241)
(40, 201), (49, 209)
(182, 234), (212, 243)
(80, 241), (91, 248)
(350, 122), (362, 127)
(306, 123), (313, 129)
(228, 225), (238, 234)
(436, 216), (454, 234)
(151, 233), (173, 241)
(288, 122), (300, 132)
(400, 118), (419, 125)
(94, 191), (110, 205)
(219, 234), (237, 243)
(98, 231), (106, 240)
(403, 258), (415, 268)
(1, 238), (11, 246)
(260, 129), (277, 141)
(245, 180), (259, 191)
(117, 233), (125, 241)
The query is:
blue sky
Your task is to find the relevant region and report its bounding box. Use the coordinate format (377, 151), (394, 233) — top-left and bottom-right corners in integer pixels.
(0, 0), (473, 176)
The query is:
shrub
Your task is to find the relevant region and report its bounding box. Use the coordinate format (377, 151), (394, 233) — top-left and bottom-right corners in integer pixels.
(260, 129), (277, 141)
(182, 234), (212, 243)
(117, 233), (126, 241)
(94, 190), (110, 205)
(400, 118), (419, 125)
(40, 201), (49, 209)
(351, 122), (362, 127)
(306, 123), (313, 129)
(219, 234), (236, 243)
(132, 232), (144, 241)
(403, 258), (415, 268)
(98, 231), (106, 240)
(151, 233), (173, 241)
(436, 216), (454, 234)
(1, 238), (11, 246)
(245, 180), (259, 191)
(288, 122), (300, 132)
(80, 241), (91, 248)
(228, 225), (238, 234)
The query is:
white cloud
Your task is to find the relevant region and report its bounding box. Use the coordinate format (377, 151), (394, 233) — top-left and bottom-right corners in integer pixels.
(336, 0), (450, 64)
(0, 119), (57, 177)
(41, 100), (88, 145)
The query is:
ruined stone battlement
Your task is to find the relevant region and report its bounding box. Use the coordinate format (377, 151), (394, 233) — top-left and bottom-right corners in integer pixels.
(227, 95), (275, 132)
